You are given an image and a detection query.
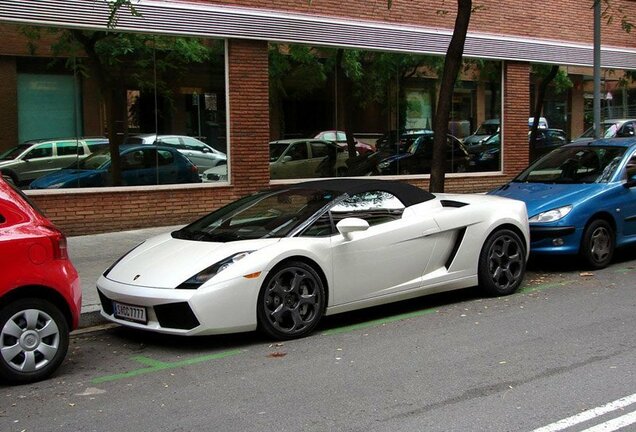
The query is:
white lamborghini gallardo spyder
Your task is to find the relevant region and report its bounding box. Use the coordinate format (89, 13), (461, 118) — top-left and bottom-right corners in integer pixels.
(97, 179), (529, 340)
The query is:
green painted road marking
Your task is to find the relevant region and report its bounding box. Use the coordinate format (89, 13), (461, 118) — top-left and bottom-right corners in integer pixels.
(322, 307), (437, 336)
(519, 279), (576, 294)
(92, 349), (243, 384)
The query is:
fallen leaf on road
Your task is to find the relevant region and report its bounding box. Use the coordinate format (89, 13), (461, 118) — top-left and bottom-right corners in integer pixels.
(267, 352), (287, 358)
(579, 272), (594, 277)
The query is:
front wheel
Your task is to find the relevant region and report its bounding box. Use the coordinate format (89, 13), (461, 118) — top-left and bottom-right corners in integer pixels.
(478, 229), (526, 296)
(0, 298), (70, 384)
(257, 261), (325, 340)
(581, 219), (614, 269)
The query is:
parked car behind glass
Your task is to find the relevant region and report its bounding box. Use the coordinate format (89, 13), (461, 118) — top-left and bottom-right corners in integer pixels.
(463, 118), (500, 147)
(269, 139), (348, 179)
(378, 132), (469, 175)
(29, 145), (201, 189)
(313, 130), (375, 156)
(125, 134), (226, 173)
(0, 137), (108, 186)
(0, 177), (81, 383)
(572, 118), (636, 143)
(531, 128), (568, 160)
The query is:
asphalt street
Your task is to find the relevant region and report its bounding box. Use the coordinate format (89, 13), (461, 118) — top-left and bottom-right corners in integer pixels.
(1, 248), (635, 431)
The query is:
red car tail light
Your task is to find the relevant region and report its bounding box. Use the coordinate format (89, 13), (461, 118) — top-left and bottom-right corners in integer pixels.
(41, 225), (69, 260)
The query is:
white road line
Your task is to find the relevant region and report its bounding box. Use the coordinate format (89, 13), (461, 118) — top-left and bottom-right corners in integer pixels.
(531, 393), (636, 432)
(581, 410), (636, 432)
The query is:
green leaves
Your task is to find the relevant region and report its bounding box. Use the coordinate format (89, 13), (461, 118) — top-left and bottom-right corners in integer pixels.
(102, 0), (141, 29)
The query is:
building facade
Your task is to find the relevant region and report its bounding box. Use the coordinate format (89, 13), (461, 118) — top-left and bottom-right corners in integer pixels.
(0, 0), (635, 235)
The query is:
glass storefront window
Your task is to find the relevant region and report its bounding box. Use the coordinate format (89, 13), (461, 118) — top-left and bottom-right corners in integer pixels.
(268, 43), (503, 178)
(0, 23), (226, 189)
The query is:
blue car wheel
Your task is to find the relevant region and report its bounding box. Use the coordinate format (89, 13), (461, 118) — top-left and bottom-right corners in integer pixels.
(580, 219), (614, 269)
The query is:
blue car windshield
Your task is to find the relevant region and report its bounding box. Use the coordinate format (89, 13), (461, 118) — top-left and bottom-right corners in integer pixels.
(75, 149), (111, 170)
(513, 146), (626, 184)
(172, 188), (339, 242)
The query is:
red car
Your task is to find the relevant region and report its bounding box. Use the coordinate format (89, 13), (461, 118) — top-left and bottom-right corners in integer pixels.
(0, 178), (81, 383)
(313, 130), (375, 156)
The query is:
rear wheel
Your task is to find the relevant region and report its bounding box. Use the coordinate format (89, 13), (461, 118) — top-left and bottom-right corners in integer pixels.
(0, 298), (69, 384)
(478, 229), (526, 296)
(257, 261), (325, 340)
(580, 219), (614, 269)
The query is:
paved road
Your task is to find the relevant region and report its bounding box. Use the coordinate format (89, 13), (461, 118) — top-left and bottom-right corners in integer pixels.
(1, 255), (635, 431)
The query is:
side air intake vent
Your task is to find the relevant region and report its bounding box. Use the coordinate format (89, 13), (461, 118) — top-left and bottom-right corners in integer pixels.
(440, 200), (468, 208)
(445, 228), (466, 269)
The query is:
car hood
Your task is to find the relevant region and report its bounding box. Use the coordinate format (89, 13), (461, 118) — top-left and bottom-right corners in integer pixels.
(0, 159), (20, 167)
(380, 153), (411, 164)
(30, 169), (98, 188)
(489, 182), (604, 218)
(105, 233), (280, 288)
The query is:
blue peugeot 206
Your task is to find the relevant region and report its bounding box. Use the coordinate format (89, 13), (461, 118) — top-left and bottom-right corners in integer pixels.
(490, 138), (636, 269)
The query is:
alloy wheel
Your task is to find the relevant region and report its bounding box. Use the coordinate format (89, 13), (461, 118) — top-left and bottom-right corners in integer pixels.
(261, 265), (323, 337)
(1, 308), (61, 373)
(589, 226), (611, 264)
(487, 234), (524, 292)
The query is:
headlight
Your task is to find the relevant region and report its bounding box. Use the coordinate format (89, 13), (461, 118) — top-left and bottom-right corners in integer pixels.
(529, 205), (573, 223)
(378, 162), (390, 169)
(177, 251), (253, 289)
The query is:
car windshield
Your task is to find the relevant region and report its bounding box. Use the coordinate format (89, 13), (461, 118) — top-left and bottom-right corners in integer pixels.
(513, 145), (626, 184)
(483, 133), (500, 146)
(172, 188), (339, 242)
(74, 149), (111, 170)
(269, 143), (288, 162)
(0, 144), (33, 160)
(475, 123), (499, 135)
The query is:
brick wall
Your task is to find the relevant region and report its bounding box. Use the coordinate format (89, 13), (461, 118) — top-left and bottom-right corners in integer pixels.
(187, 0), (636, 48)
(503, 61), (531, 176)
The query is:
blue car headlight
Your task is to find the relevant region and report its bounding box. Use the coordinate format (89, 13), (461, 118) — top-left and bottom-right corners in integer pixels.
(177, 251), (253, 289)
(529, 205), (573, 223)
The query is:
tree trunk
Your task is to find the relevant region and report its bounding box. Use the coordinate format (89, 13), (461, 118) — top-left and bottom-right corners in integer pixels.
(72, 30), (124, 185)
(430, 0), (472, 193)
(529, 65), (559, 159)
(336, 49), (358, 162)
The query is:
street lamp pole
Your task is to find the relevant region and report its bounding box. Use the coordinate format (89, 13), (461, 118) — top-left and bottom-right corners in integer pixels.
(594, 0), (601, 139)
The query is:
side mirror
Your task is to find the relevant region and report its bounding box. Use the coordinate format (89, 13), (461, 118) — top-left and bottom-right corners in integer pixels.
(282, 155), (292, 163)
(625, 173), (636, 188)
(336, 217), (369, 240)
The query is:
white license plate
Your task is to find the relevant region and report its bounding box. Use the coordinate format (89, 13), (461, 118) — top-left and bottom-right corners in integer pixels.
(113, 301), (147, 324)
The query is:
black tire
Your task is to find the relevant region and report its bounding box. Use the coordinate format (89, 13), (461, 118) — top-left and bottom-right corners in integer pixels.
(0, 298), (70, 384)
(478, 229), (526, 296)
(257, 261), (325, 340)
(580, 219), (614, 269)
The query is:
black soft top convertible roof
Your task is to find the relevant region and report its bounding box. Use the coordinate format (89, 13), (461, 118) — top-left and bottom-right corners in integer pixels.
(281, 179), (435, 207)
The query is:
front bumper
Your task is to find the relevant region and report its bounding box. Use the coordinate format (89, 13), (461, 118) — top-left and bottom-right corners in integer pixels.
(96, 273), (262, 336)
(529, 224), (581, 254)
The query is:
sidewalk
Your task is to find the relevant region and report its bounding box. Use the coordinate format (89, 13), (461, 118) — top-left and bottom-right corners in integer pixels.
(68, 224), (183, 328)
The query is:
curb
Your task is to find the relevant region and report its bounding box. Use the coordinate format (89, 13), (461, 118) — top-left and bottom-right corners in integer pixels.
(78, 309), (108, 329)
